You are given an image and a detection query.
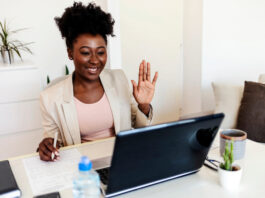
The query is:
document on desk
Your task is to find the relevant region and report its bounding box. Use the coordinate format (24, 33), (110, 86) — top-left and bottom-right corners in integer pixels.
(23, 149), (81, 196)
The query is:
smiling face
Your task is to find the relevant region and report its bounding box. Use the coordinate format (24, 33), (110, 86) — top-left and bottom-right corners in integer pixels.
(68, 33), (107, 82)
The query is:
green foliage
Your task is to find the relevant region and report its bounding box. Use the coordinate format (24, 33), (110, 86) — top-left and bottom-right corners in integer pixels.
(46, 65), (69, 86)
(0, 20), (33, 64)
(220, 140), (234, 171)
(47, 75), (50, 84)
(65, 65), (69, 75)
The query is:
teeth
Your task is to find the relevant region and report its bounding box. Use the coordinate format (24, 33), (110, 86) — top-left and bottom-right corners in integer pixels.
(87, 67), (97, 72)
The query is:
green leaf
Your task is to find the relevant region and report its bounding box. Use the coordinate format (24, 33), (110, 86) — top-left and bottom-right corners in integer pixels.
(230, 141), (234, 164)
(10, 27), (29, 34)
(4, 20), (7, 32)
(0, 21), (5, 33)
(220, 163), (225, 169)
(18, 46), (33, 54)
(0, 19), (33, 59)
(0, 32), (5, 44)
(7, 50), (12, 64)
(65, 65), (69, 75)
(222, 140), (234, 170)
(225, 142), (229, 154)
(10, 46), (22, 59)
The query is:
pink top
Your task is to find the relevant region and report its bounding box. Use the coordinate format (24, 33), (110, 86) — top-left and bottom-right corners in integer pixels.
(74, 93), (115, 142)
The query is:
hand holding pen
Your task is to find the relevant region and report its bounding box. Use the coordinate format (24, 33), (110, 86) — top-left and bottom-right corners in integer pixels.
(38, 132), (60, 162)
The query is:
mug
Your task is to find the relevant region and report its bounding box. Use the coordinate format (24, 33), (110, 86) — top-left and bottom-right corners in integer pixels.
(220, 129), (247, 160)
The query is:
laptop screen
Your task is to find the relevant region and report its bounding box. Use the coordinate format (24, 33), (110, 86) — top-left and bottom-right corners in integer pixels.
(106, 113), (224, 196)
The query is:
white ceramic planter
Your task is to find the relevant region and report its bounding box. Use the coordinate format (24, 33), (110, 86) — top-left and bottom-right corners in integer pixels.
(0, 49), (13, 64)
(218, 165), (242, 191)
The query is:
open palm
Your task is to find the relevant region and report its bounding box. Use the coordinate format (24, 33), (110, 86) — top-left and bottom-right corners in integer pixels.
(131, 60), (158, 105)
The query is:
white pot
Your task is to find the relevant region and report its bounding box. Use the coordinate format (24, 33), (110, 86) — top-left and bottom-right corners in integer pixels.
(0, 49), (14, 64)
(218, 165), (242, 191)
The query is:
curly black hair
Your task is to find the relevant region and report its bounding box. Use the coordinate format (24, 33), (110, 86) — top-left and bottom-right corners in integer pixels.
(55, 2), (115, 49)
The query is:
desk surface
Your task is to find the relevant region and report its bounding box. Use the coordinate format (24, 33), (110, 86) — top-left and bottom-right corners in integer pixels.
(9, 136), (265, 198)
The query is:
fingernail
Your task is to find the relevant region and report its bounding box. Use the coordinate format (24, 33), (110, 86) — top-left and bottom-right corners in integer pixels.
(55, 151), (60, 156)
(51, 153), (55, 159)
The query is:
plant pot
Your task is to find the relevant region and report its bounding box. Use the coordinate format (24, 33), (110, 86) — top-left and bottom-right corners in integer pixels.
(0, 49), (14, 64)
(218, 165), (242, 191)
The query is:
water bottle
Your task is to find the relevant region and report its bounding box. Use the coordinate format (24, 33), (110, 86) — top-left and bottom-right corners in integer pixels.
(73, 156), (101, 198)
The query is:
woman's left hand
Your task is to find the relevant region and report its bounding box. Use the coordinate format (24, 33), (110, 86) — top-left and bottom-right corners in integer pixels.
(131, 60), (158, 115)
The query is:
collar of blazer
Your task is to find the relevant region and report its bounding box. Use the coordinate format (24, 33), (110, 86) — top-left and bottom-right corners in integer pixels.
(61, 69), (120, 145)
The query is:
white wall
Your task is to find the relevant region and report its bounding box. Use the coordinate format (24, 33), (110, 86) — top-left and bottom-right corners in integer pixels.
(119, 0), (183, 124)
(182, 0), (203, 116)
(0, 0), (184, 159)
(106, 0), (122, 69)
(0, 66), (43, 160)
(0, 0), (122, 159)
(0, 0), (120, 87)
(202, 0), (265, 112)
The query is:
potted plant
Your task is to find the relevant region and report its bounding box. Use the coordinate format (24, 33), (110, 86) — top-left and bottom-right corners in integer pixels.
(47, 65), (70, 85)
(0, 20), (33, 64)
(218, 140), (243, 190)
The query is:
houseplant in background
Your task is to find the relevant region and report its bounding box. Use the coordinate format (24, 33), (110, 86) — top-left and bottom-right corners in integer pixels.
(47, 65), (70, 85)
(0, 20), (33, 64)
(218, 141), (243, 191)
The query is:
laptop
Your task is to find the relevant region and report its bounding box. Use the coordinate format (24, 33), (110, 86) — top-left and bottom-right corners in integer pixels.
(95, 113), (224, 197)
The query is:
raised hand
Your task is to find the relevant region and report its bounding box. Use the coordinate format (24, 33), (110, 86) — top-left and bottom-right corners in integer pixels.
(131, 60), (158, 115)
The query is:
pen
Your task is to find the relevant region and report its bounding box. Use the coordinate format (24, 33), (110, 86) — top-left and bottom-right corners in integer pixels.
(51, 132), (58, 160)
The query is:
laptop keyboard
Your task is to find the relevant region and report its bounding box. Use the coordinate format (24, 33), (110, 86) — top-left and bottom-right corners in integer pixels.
(96, 167), (110, 185)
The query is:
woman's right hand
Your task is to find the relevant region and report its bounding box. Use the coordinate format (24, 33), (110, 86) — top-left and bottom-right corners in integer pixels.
(38, 138), (60, 162)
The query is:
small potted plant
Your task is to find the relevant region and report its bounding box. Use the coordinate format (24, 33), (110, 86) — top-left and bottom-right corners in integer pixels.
(46, 65), (70, 85)
(0, 20), (33, 64)
(218, 140), (243, 190)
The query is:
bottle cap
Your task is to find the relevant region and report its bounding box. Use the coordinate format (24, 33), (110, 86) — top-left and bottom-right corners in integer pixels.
(78, 156), (92, 171)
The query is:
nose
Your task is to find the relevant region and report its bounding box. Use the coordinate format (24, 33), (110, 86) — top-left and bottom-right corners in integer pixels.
(89, 53), (99, 65)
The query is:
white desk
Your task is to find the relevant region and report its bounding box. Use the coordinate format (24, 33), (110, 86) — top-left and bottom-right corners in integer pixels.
(8, 137), (265, 198)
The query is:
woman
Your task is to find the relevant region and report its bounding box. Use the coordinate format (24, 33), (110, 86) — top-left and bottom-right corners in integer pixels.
(38, 2), (158, 161)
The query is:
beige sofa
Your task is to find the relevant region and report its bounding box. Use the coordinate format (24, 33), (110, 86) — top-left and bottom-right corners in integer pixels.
(212, 74), (265, 129)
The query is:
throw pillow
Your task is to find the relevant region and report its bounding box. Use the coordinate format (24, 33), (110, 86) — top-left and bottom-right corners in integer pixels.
(236, 81), (265, 143)
(258, 74), (265, 83)
(212, 83), (243, 129)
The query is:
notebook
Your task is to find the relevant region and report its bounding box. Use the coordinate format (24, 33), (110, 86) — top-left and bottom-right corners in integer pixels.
(0, 160), (21, 198)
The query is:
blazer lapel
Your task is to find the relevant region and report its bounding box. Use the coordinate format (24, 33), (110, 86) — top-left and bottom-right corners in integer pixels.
(61, 74), (81, 144)
(59, 71), (120, 145)
(100, 70), (120, 133)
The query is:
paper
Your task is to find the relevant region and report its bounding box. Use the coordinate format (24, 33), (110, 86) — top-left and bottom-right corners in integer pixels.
(23, 149), (82, 196)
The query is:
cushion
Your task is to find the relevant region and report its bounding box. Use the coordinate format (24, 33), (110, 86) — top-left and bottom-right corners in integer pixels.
(212, 83), (243, 129)
(236, 81), (265, 143)
(259, 74), (265, 83)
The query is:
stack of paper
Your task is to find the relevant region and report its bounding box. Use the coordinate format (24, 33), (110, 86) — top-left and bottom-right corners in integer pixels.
(23, 149), (82, 196)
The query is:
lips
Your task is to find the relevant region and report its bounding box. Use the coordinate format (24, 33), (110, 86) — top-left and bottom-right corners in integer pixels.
(85, 66), (99, 74)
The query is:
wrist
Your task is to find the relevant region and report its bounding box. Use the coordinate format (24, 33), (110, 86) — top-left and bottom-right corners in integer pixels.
(138, 104), (151, 116)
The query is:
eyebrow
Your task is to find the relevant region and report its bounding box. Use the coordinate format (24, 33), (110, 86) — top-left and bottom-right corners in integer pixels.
(79, 46), (105, 50)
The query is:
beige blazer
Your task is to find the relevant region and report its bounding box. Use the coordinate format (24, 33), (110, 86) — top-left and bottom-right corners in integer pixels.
(40, 69), (153, 146)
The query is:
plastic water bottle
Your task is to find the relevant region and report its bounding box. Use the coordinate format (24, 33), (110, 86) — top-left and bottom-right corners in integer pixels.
(73, 156), (101, 198)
